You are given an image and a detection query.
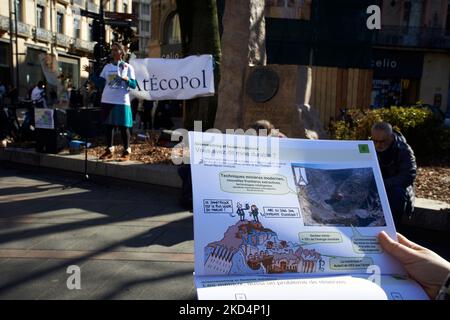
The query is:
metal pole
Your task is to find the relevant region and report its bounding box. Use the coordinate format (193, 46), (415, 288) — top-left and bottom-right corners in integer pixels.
(8, 0), (14, 88)
(50, 0), (54, 56)
(100, 0), (104, 46)
(13, 0), (19, 93)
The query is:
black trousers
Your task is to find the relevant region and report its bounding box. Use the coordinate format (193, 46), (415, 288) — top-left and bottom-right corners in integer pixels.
(142, 106), (152, 130)
(105, 125), (130, 151)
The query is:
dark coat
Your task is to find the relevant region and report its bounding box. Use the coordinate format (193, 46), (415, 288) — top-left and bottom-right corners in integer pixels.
(376, 131), (416, 204)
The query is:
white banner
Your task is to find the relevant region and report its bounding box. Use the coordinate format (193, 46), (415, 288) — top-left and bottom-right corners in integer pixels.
(129, 54), (215, 101)
(38, 53), (59, 87)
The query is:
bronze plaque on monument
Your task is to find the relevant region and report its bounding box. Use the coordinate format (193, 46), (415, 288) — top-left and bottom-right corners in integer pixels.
(245, 67), (279, 103)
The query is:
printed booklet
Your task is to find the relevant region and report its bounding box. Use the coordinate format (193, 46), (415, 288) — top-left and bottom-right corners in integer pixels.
(188, 131), (428, 300)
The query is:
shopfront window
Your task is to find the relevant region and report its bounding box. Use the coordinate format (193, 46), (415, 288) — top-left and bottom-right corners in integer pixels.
(25, 48), (45, 90)
(0, 43), (10, 86)
(371, 49), (423, 108)
(58, 56), (80, 91)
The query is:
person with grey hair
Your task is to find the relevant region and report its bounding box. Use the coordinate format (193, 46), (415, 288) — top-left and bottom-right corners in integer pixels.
(371, 121), (417, 228)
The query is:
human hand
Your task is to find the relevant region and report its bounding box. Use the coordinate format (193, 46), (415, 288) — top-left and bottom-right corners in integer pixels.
(378, 231), (450, 299)
(82, 65), (92, 73)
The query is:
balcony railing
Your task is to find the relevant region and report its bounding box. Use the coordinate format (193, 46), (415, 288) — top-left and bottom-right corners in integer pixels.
(74, 38), (95, 51)
(35, 27), (53, 43)
(374, 25), (450, 50)
(87, 2), (99, 13)
(0, 15), (8, 31)
(72, 0), (85, 7)
(0, 16), (32, 38)
(56, 33), (73, 48)
(14, 21), (32, 38)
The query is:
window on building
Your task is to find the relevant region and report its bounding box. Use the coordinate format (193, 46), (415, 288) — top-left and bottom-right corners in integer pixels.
(123, 3), (128, 13)
(446, 3), (450, 36)
(88, 22), (93, 41)
(132, 2), (139, 16)
(403, 1), (411, 26)
(73, 17), (80, 38)
(164, 12), (181, 44)
(110, 0), (117, 12)
(142, 3), (150, 15)
(141, 21), (150, 33)
(36, 5), (45, 29)
(57, 12), (64, 34)
(0, 43), (10, 67)
(14, 0), (23, 22)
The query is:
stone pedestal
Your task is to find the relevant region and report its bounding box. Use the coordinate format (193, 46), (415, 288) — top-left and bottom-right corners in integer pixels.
(242, 65), (327, 139)
(214, 1), (326, 139)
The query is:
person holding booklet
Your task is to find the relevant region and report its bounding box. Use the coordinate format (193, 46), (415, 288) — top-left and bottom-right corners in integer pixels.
(378, 231), (450, 300)
(84, 42), (137, 162)
(189, 130), (445, 300)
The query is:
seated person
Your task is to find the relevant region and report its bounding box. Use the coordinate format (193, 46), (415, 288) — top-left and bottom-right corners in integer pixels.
(250, 119), (287, 138)
(371, 122), (416, 227)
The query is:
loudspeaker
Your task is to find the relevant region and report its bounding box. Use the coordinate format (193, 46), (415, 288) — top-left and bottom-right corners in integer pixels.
(67, 107), (102, 138)
(35, 108), (68, 154)
(53, 108), (67, 131)
(35, 129), (68, 154)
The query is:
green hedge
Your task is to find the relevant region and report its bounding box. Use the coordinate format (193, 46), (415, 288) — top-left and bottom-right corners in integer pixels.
(330, 106), (449, 161)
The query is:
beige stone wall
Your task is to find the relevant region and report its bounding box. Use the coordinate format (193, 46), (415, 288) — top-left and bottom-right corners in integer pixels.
(149, 0), (176, 57)
(0, 0), (123, 95)
(420, 53), (450, 112)
(264, 0), (311, 20)
(242, 65), (307, 138)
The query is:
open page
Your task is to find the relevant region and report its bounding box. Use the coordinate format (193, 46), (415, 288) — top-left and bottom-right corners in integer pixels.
(189, 132), (427, 299)
(195, 274), (428, 300)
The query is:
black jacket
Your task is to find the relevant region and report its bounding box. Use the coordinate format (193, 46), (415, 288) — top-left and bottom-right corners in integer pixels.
(377, 131), (416, 193)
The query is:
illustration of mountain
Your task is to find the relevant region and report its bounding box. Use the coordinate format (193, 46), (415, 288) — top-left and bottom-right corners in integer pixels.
(296, 167), (386, 227)
(204, 220), (322, 275)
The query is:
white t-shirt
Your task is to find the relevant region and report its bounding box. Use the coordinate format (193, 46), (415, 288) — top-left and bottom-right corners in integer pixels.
(31, 86), (44, 102)
(31, 86), (47, 108)
(100, 62), (136, 106)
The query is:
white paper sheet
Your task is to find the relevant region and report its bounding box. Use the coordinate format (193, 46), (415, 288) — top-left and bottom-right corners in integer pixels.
(188, 132), (428, 300)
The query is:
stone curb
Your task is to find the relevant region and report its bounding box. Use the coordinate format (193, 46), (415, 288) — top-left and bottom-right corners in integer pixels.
(0, 147), (182, 188)
(2, 147), (449, 232)
(402, 199), (450, 232)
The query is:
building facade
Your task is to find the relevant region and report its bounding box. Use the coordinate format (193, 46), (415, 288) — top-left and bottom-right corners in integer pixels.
(265, 0), (450, 120)
(114, 0), (450, 127)
(148, 0), (181, 58)
(0, 0), (132, 101)
(132, 0), (151, 58)
(374, 0), (450, 114)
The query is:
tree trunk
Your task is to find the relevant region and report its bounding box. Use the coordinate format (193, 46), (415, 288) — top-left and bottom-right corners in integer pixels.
(176, 0), (221, 130)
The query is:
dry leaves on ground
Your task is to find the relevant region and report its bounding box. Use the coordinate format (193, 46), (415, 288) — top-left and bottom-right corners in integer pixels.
(416, 166), (450, 204)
